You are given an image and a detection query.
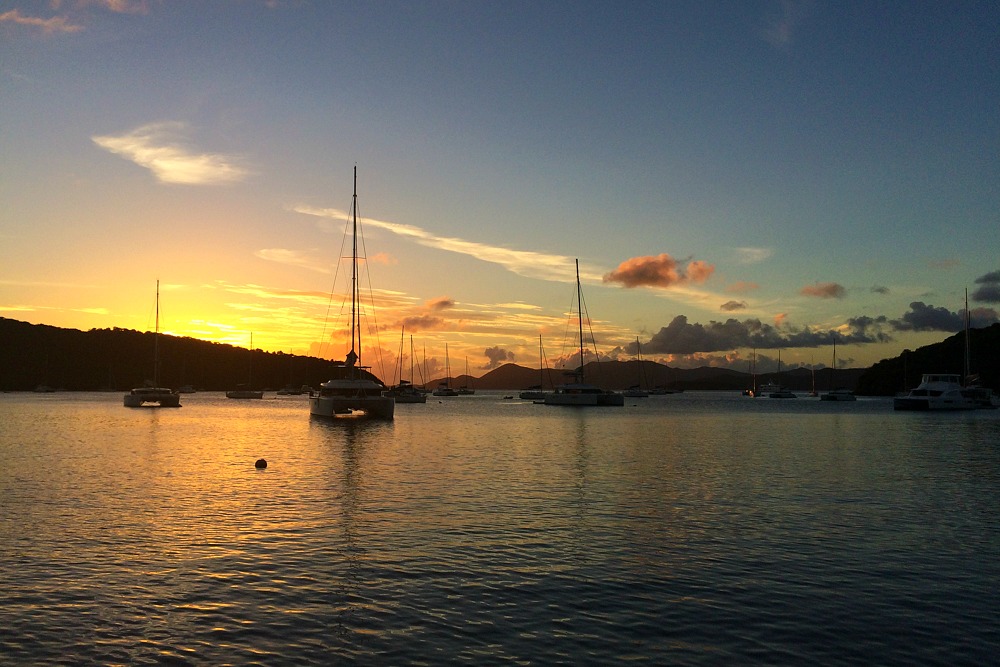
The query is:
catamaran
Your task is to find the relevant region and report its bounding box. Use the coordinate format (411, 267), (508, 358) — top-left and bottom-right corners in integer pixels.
(309, 168), (395, 420)
(544, 260), (624, 407)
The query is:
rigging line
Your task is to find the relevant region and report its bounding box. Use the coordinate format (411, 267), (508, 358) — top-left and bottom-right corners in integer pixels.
(354, 208), (390, 383)
(316, 191), (353, 359)
(579, 284), (610, 381)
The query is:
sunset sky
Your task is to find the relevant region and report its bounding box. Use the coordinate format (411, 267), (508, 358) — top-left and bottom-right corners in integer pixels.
(3, 1), (999, 381)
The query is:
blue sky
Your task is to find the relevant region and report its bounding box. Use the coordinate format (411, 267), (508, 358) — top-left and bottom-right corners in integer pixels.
(2, 0), (998, 379)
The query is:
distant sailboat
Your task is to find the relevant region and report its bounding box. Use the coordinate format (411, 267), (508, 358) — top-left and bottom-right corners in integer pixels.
(519, 334), (549, 400)
(227, 332), (264, 399)
(124, 280), (181, 408)
(622, 337), (650, 398)
(820, 335), (856, 401)
(458, 357), (475, 395)
(383, 331), (427, 404)
(762, 350), (796, 398)
(433, 344), (459, 396)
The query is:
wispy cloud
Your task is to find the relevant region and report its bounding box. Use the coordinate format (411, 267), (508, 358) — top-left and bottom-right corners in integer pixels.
(293, 205), (582, 282)
(735, 247), (773, 264)
(254, 248), (330, 273)
(0, 2), (147, 34)
(93, 122), (250, 185)
(0, 9), (83, 33)
(87, 1), (150, 14)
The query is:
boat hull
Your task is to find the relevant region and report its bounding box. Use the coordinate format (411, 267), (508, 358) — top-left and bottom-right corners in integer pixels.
(820, 390), (857, 401)
(226, 390), (264, 399)
(124, 389), (181, 408)
(893, 396), (976, 411)
(544, 385), (624, 407)
(310, 395), (395, 419)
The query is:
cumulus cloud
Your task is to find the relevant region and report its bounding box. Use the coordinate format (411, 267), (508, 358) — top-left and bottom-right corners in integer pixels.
(603, 254), (714, 289)
(720, 300), (748, 312)
(972, 270), (1000, 303)
(399, 314), (446, 331)
(890, 301), (999, 332)
(642, 314), (891, 355)
(483, 346), (515, 370)
(800, 282), (847, 299)
(93, 122), (250, 185)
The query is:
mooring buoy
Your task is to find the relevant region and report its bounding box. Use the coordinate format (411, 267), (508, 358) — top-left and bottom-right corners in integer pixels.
(255, 458), (267, 469)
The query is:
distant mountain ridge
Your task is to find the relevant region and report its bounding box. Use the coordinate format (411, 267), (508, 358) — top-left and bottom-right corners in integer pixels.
(445, 361), (866, 393)
(3, 317), (997, 394)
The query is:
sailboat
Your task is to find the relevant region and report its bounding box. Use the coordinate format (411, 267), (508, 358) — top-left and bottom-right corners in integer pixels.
(124, 280), (181, 407)
(227, 332), (264, 399)
(432, 344), (459, 396)
(383, 332), (427, 403)
(519, 334), (549, 400)
(761, 350), (796, 398)
(742, 349), (757, 396)
(544, 260), (624, 407)
(622, 337), (649, 397)
(893, 289), (993, 411)
(457, 357), (475, 394)
(820, 335), (856, 401)
(309, 168), (395, 420)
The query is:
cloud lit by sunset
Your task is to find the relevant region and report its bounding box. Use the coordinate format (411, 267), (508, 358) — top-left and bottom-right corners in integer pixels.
(603, 254), (714, 289)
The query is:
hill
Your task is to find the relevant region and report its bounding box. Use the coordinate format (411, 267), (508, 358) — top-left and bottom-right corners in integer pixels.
(6, 316), (996, 395)
(856, 323), (1000, 395)
(0, 317), (363, 392)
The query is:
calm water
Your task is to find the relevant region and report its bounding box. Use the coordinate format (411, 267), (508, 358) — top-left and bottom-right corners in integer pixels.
(1, 391), (998, 665)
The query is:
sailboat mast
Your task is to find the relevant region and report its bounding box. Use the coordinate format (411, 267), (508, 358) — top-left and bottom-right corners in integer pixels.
(576, 259), (585, 382)
(964, 288), (971, 382)
(831, 336), (837, 390)
(409, 335), (415, 384)
(351, 166), (359, 378)
(154, 279), (160, 387)
(538, 334), (544, 388)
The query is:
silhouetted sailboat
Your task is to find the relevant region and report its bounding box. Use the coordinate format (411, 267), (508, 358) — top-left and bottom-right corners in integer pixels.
(544, 260), (624, 407)
(820, 335), (856, 401)
(124, 280), (181, 408)
(227, 332), (264, 399)
(309, 167), (394, 419)
(519, 334), (549, 400)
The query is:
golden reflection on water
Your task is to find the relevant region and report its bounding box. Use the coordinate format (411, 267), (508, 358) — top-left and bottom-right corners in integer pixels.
(3, 392), (1000, 665)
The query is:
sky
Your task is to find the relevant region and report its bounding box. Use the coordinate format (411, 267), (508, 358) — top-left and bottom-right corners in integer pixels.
(2, 0), (999, 382)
